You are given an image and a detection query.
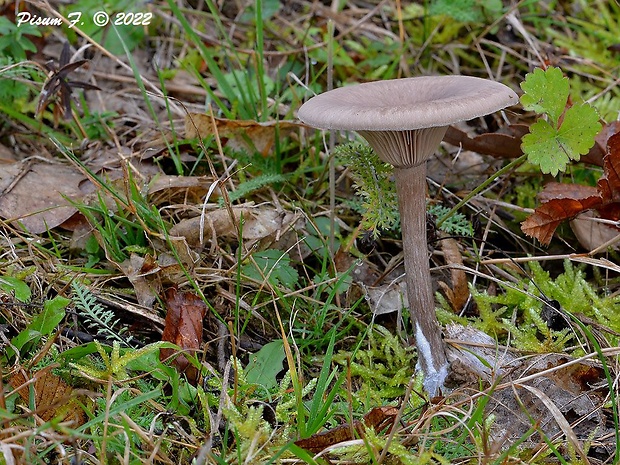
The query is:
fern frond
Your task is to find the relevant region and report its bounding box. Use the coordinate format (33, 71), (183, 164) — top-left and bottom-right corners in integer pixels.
(71, 281), (132, 346)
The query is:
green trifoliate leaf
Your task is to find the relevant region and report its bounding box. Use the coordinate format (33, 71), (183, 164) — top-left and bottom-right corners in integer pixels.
(522, 103), (601, 176)
(520, 67), (569, 125)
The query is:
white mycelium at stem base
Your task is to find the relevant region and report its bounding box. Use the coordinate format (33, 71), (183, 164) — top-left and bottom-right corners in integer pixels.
(297, 76), (518, 396)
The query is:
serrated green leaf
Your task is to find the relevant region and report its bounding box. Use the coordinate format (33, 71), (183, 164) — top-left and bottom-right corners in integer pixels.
(559, 102), (601, 152)
(522, 120), (563, 175)
(520, 67), (569, 125)
(522, 103), (600, 176)
(245, 340), (285, 390)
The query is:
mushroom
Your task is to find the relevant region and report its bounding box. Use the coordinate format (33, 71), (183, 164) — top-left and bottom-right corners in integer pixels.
(298, 76), (518, 396)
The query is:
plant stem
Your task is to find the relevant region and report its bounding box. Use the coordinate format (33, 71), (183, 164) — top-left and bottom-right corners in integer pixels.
(394, 166), (448, 396)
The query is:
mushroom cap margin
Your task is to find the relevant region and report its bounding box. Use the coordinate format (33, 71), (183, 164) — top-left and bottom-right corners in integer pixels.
(297, 75), (518, 131)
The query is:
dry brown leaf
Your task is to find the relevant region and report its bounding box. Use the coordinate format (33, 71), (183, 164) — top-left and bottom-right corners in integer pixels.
(438, 237), (469, 313)
(170, 205), (299, 249)
(445, 324), (613, 452)
(444, 124), (528, 159)
(596, 131), (620, 203)
(569, 211), (620, 251)
(160, 287), (207, 383)
(537, 182), (599, 202)
(0, 161), (87, 233)
(521, 131), (620, 246)
(366, 283), (406, 316)
(444, 121), (620, 166)
(587, 120), (620, 166)
(521, 196), (602, 246)
(117, 253), (161, 309)
(294, 407), (398, 454)
(147, 174), (216, 204)
(515, 383), (588, 462)
(185, 114), (301, 155)
(9, 368), (86, 425)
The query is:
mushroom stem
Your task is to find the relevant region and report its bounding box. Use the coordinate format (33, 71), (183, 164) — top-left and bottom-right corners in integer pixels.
(394, 165), (448, 396)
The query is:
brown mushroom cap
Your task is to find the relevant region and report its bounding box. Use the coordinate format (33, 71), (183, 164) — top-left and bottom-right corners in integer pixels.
(297, 75), (518, 131)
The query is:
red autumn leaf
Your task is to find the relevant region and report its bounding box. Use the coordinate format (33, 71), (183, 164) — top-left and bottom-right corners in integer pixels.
(597, 132), (620, 203)
(521, 196), (602, 246)
(160, 287), (207, 383)
(522, 131), (620, 245)
(294, 406), (398, 454)
(537, 182), (599, 203)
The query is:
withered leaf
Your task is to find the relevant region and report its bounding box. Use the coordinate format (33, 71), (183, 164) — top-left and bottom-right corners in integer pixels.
(444, 124), (528, 159)
(185, 114), (302, 156)
(160, 287), (207, 383)
(596, 131), (620, 203)
(294, 406), (398, 454)
(521, 196), (602, 246)
(570, 210), (620, 251)
(117, 253), (160, 309)
(522, 131), (620, 246)
(438, 236), (469, 312)
(537, 182), (599, 203)
(0, 161), (87, 233)
(444, 121), (620, 166)
(170, 205), (299, 250)
(10, 368), (86, 425)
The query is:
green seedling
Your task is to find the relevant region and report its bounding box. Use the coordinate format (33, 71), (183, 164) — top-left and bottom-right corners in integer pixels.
(70, 340), (169, 381)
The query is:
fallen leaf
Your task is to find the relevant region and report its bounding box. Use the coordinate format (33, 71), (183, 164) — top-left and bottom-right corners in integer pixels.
(170, 205), (299, 250)
(294, 407), (398, 454)
(444, 124), (528, 159)
(160, 287), (207, 383)
(596, 131), (620, 203)
(185, 114), (301, 156)
(444, 121), (620, 166)
(147, 174), (216, 204)
(537, 182), (599, 202)
(587, 121), (620, 166)
(10, 367), (86, 425)
(521, 196), (602, 246)
(438, 236), (469, 312)
(445, 324), (614, 452)
(0, 161), (87, 233)
(117, 253), (161, 309)
(569, 210), (620, 251)
(366, 283), (406, 316)
(521, 131), (620, 246)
